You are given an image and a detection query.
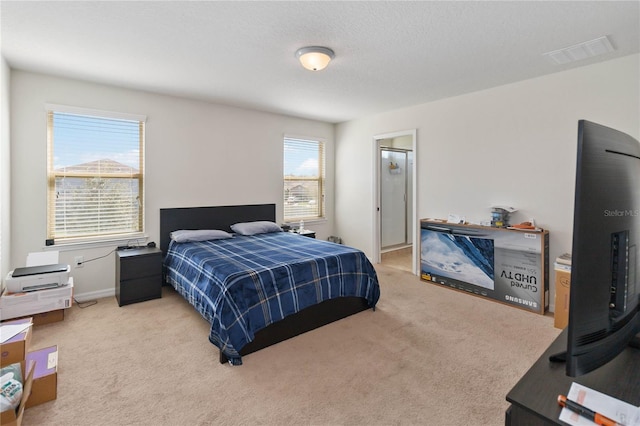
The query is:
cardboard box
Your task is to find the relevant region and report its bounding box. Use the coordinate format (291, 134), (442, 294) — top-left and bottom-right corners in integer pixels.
(31, 309), (65, 326)
(0, 279), (73, 321)
(420, 221), (550, 315)
(554, 264), (571, 329)
(0, 360), (35, 426)
(3, 310), (65, 327)
(25, 345), (58, 408)
(0, 318), (32, 367)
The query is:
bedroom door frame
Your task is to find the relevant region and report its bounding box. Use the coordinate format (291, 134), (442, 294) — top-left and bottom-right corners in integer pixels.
(372, 129), (417, 275)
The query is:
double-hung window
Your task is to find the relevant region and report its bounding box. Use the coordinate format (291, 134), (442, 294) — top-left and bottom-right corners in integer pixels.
(46, 105), (146, 243)
(283, 136), (325, 222)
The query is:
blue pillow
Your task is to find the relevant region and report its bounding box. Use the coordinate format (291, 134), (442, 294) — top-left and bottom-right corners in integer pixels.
(231, 221), (282, 236)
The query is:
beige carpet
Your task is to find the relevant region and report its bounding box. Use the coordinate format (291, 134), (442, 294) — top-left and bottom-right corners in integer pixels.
(23, 264), (560, 426)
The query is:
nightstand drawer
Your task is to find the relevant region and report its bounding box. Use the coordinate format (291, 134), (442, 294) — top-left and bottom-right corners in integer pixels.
(117, 275), (161, 306)
(117, 249), (161, 280)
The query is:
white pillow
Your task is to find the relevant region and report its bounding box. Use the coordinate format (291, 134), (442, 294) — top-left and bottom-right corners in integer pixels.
(231, 221), (282, 236)
(170, 229), (233, 243)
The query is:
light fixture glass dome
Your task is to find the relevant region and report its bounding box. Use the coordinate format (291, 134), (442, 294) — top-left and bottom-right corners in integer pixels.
(295, 46), (335, 71)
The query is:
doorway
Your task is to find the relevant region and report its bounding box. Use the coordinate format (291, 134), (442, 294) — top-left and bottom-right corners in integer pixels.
(373, 130), (417, 274)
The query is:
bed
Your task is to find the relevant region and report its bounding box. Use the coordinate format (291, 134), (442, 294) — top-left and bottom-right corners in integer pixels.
(160, 204), (380, 365)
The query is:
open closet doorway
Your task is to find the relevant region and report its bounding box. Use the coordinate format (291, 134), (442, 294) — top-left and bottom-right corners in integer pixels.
(373, 130), (417, 275)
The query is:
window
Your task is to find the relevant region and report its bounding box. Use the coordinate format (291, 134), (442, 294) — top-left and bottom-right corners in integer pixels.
(46, 105), (146, 243)
(283, 137), (325, 222)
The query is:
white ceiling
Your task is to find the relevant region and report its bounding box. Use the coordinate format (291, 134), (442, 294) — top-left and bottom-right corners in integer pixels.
(1, 1), (638, 124)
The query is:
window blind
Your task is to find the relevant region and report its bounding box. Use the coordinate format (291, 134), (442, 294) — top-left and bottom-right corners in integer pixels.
(283, 137), (325, 221)
(46, 108), (145, 241)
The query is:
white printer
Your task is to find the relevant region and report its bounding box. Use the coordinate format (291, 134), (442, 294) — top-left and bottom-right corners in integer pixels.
(5, 263), (70, 293)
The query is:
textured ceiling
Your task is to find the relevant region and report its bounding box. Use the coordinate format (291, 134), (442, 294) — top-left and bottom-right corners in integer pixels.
(1, 1), (638, 123)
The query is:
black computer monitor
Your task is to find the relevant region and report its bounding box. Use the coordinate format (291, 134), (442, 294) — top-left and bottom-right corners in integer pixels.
(551, 120), (640, 376)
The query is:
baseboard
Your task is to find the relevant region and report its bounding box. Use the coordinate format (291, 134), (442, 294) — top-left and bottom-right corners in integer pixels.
(74, 288), (115, 303)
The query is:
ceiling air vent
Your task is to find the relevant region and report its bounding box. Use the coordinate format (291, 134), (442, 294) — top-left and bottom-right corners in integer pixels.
(543, 35), (615, 65)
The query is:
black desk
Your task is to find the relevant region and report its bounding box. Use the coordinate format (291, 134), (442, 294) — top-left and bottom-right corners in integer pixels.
(505, 329), (640, 425)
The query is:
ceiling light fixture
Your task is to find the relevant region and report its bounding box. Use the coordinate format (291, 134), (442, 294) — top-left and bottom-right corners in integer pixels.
(295, 46), (335, 71)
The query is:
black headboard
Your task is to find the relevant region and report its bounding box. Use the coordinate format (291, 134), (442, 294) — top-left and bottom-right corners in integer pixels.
(159, 203), (276, 254)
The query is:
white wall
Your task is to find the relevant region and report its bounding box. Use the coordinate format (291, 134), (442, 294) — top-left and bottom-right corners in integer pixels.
(335, 54), (640, 312)
(9, 54), (640, 308)
(10, 71), (334, 300)
(0, 57), (10, 281)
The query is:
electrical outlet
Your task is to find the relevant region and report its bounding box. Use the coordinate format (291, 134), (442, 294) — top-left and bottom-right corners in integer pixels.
(75, 256), (84, 268)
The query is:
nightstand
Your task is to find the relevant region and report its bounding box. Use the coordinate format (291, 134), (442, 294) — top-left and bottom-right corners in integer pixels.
(116, 247), (162, 306)
(290, 229), (316, 238)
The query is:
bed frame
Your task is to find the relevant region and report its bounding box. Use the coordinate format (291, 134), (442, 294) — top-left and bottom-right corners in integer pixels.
(159, 203), (371, 364)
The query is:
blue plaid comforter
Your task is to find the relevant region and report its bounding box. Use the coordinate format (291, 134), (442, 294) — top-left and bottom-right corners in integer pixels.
(164, 232), (380, 364)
